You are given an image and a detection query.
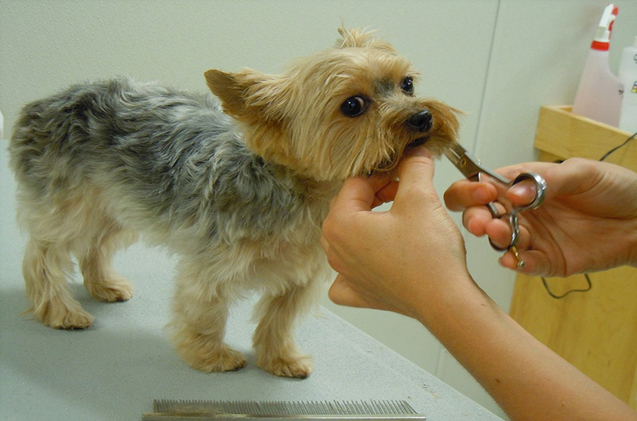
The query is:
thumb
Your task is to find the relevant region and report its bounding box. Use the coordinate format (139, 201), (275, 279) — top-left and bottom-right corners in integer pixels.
(506, 179), (538, 208)
(392, 147), (437, 208)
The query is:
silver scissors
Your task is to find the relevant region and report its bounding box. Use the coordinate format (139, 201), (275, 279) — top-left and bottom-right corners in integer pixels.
(444, 143), (547, 268)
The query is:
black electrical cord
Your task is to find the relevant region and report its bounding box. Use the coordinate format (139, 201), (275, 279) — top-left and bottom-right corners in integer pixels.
(599, 130), (637, 162)
(541, 273), (592, 299)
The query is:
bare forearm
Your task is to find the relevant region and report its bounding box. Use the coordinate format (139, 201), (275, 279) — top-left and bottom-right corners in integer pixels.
(413, 275), (637, 421)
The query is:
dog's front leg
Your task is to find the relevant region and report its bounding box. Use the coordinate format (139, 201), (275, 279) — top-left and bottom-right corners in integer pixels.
(170, 263), (247, 373)
(252, 278), (322, 379)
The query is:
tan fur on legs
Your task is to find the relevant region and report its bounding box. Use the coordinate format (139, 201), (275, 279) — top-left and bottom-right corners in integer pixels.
(23, 239), (94, 329)
(16, 185), (136, 329)
(170, 261), (247, 372)
(79, 222), (136, 303)
(253, 279), (323, 378)
(173, 331), (247, 373)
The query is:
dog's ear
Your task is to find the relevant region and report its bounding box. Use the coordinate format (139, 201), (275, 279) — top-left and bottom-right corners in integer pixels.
(335, 27), (396, 53)
(205, 69), (285, 124)
(205, 69), (291, 163)
(204, 69), (248, 119)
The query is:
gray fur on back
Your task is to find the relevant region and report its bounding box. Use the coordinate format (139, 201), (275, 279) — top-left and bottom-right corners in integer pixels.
(10, 78), (320, 251)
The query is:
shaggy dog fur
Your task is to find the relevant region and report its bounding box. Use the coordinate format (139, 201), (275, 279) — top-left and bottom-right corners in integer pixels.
(9, 28), (459, 378)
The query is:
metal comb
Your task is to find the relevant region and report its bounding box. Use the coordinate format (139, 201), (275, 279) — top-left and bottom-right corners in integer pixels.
(142, 399), (426, 420)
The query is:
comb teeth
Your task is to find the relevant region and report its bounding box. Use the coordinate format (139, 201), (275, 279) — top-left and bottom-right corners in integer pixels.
(149, 399), (424, 419)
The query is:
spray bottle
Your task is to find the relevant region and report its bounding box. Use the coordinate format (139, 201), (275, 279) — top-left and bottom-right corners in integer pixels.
(618, 36), (637, 133)
(572, 4), (623, 127)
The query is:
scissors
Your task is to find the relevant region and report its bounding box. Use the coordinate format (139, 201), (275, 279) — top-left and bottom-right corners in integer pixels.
(444, 143), (547, 268)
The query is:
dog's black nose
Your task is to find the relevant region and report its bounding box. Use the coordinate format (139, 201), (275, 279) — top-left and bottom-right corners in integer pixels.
(406, 110), (433, 132)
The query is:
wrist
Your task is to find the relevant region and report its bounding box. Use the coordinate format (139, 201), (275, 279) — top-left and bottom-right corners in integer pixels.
(411, 271), (497, 332)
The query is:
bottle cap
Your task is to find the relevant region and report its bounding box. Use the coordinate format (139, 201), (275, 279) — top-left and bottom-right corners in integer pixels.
(591, 4), (619, 51)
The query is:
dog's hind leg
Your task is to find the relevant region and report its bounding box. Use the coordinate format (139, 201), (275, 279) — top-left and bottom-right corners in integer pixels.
(252, 278), (323, 379)
(79, 220), (136, 303)
(23, 238), (94, 329)
(170, 262), (247, 373)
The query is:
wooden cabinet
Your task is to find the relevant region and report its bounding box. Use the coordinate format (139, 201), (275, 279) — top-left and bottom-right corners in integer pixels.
(509, 106), (637, 409)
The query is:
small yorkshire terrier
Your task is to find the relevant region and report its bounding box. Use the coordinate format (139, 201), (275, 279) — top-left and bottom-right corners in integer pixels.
(9, 28), (458, 378)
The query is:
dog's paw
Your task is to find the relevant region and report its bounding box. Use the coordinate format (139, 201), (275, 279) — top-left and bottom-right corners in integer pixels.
(34, 298), (94, 329)
(86, 276), (133, 302)
(258, 354), (313, 379)
(178, 341), (247, 373)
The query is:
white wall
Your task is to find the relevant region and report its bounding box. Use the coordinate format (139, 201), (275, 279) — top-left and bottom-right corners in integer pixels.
(1, 1), (635, 418)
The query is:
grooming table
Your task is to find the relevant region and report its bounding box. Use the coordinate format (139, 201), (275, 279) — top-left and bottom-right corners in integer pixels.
(0, 145), (501, 420)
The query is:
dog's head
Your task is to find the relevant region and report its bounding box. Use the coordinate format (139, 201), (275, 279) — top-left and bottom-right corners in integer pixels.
(205, 27), (459, 181)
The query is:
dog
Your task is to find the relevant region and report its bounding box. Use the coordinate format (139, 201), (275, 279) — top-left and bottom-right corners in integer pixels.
(8, 27), (459, 378)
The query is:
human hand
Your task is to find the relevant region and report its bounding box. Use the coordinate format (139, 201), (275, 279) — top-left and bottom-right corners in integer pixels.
(322, 154), (637, 421)
(321, 147), (472, 320)
(444, 158), (637, 276)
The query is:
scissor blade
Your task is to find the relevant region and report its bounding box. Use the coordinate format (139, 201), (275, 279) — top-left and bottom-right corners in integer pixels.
(444, 143), (512, 185)
(444, 143), (482, 180)
(443, 142), (465, 166)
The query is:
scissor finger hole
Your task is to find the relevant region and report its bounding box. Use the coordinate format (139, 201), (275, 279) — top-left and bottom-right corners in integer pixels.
(511, 172), (547, 211)
(489, 238), (508, 252)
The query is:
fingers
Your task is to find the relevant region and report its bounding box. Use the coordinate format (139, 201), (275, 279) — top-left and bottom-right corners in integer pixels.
(500, 249), (549, 276)
(462, 206), (497, 236)
(373, 180), (399, 207)
(328, 274), (374, 309)
(444, 180), (498, 211)
(330, 173), (393, 214)
(328, 274), (409, 316)
(445, 161), (556, 213)
(445, 170), (540, 253)
(444, 176), (537, 212)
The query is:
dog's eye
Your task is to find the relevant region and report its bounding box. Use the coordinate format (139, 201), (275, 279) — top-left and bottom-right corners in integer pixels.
(340, 96), (369, 117)
(401, 77), (414, 95)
